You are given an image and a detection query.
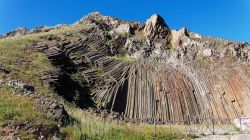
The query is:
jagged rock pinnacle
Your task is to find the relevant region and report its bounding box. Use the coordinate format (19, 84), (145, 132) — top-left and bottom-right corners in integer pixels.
(143, 14), (171, 40)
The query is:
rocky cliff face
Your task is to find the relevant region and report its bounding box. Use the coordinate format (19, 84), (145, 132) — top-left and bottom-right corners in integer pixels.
(3, 12), (250, 124)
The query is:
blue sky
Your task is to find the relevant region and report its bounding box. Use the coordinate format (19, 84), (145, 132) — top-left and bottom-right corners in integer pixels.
(0, 0), (249, 42)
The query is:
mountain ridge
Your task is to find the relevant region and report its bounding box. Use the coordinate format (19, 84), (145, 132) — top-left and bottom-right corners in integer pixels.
(1, 12), (249, 44)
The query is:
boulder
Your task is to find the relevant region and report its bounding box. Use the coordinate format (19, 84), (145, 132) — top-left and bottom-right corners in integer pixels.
(203, 48), (212, 57)
(22, 84), (35, 95)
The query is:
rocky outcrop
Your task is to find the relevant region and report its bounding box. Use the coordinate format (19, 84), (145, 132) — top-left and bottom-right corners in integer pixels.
(0, 121), (60, 140)
(76, 12), (119, 29)
(114, 24), (131, 34)
(170, 27), (250, 62)
(143, 14), (171, 40)
(4, 80), (36, 95)
(5, 28), (29, 37)
(171, 27), (190, 49)
(3, 12), (249, 125)
(35, 95), (70, 126)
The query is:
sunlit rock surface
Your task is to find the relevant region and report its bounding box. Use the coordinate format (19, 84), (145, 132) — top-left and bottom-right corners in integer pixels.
(19, 12), (250, 124)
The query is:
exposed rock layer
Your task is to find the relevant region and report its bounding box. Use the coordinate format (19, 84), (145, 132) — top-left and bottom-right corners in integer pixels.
(25, 13), (250, 124)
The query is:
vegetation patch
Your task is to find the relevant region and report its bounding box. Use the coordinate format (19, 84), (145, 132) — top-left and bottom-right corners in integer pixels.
(0, 35), (58, 97)
(107, 55), (136, 62)
(0, 87), (55, 126)
(166, 43), (176, 51)
(61, 108), (190, 140)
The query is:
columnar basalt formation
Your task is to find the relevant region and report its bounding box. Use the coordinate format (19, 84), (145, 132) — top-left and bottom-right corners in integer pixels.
(29, 13), (250, 124)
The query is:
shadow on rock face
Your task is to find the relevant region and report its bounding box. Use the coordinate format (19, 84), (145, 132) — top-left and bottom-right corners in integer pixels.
(54, 73), (95, 108)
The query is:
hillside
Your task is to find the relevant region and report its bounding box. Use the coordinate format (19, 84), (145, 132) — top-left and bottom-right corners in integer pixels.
(0, 12), (250, 139)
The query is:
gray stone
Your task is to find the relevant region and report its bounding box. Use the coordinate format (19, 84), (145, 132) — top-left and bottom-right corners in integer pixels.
(35, 95), (70, 126)
(114, 24), (131, 34)
(143, 14), (171, 40)
(203, 48), (212, 57)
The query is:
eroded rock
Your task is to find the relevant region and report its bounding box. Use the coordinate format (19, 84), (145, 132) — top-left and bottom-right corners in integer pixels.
(76, 12), (119, 28)
(143, 14), (171, 40)
(114, 24), (131, 34)
(35, 95), (70, 126)
(203, 48), (212, 57)
(3, 13), (250, 126)
(5, 28), (29, 38)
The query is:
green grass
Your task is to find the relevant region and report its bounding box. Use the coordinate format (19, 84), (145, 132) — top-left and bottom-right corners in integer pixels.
(0, 32), (59, 97)
(0, 22), (93, 98)
(0, 33), (62, 139)
(0, 86), (57, 139)
(166, 43), (176, 51)
(107, 54), (136, 62)
(61, 108), (191, 140)
(0, 87), (55, 126)
(96, 68), (105, 78)
(1, 23), (93, 41)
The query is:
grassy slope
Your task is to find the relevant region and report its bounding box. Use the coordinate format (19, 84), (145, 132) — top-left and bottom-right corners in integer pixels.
(0, 25), (190, 140)
(0, 35), (59, 139)
(0, 87), (55, 126)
